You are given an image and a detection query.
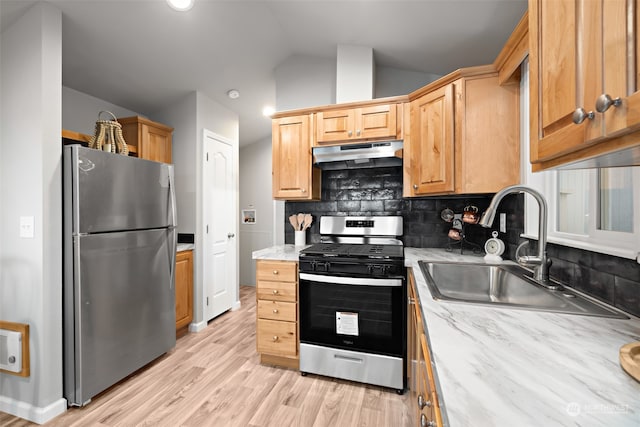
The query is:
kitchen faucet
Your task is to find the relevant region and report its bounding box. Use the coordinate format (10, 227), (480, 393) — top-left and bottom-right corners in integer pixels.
(479, 185), (554, 287)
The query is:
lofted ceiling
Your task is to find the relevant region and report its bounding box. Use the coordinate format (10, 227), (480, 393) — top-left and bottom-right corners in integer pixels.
(0, 0), (527, 146)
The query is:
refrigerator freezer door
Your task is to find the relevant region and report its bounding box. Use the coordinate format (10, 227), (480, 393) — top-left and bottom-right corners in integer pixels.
(64, 145), (175, 234)
(64, 228), (176, 406)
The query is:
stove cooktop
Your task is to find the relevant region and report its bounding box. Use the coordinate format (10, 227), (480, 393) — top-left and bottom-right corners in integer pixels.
(300, 243), (404, 259)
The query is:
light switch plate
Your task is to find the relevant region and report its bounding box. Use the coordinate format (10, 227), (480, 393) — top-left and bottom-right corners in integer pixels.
(19, 216), (34, 238)
(499, 213), (506, 233)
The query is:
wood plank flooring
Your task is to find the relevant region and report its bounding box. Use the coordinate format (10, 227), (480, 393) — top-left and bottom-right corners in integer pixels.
(0, 286), (412, 427)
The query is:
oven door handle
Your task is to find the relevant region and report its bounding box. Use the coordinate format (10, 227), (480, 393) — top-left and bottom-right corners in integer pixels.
(299, 273), (403, 287)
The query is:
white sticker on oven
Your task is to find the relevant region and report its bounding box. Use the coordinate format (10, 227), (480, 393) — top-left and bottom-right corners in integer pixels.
(336, 311), (359, 336)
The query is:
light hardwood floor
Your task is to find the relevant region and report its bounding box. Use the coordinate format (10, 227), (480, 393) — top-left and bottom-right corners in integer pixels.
(1, 286), (413, 427)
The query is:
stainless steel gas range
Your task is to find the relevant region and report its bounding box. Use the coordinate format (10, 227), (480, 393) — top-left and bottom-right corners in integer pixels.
(298, 216), (406, 393)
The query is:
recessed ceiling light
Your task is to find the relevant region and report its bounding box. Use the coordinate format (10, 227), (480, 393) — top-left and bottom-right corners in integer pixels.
(167, 0), (194, 12)
(227, 89), (240, 99)
(262, 106), (275, 117)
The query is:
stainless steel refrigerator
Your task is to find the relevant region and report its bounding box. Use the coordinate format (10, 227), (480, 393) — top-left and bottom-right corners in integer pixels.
(63, 145), (177, 407)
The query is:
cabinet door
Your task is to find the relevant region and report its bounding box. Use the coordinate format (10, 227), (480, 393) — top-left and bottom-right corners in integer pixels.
(357, 104), (398, 140)
(601, 0), (637, 137)
(316, 109), (356, 143)
(175, 250), (193, 331)
(272, 114), (319, 200)
(140, 123), (173, 163)
(409, 84), (455, 195)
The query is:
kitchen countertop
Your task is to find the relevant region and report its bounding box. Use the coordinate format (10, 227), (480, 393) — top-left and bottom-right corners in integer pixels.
(251, 245), (640, 425)
(252, 244), (309, 261)
(177, 243), (195, 252)
(406, 248), (640, 426)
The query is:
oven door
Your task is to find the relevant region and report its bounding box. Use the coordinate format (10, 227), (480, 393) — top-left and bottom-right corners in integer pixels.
(299, 272), (405, 358)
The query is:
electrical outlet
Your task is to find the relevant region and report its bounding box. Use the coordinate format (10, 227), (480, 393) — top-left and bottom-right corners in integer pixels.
(499, 213), (506, 233)
(19, 216), (34, 238)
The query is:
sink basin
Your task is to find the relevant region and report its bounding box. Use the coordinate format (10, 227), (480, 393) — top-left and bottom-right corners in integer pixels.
(418, 261), (628, 319)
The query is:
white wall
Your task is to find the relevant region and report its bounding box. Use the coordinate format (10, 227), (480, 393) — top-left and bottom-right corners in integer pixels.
(154, 92), (198, 235)
(239, 137), (274, 286)
(155, 91), (239, 330)
(275, 54), (336, 111)
(375, 66), (442, 98)
(62, 87), (138, 134)
(0, 2), (67, 423)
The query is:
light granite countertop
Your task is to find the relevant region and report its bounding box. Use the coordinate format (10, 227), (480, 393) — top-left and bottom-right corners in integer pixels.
(406, 248), (640, 427)
(177, 243), (195, 252)
(251, 245), (640, 426)
(251, 244), (309, 261)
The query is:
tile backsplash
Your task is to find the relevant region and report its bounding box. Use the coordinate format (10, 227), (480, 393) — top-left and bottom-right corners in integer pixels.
(285, 166), (640, 317)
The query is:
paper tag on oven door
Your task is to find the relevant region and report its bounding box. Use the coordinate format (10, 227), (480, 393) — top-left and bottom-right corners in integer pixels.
(336, 311), (359, 336)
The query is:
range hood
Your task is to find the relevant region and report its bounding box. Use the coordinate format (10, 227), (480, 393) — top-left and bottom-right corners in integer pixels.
(312, 141), (403, 170)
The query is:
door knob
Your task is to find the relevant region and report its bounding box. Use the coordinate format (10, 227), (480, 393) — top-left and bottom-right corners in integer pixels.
(595, 94), (622, 113)
(227, 233), (235, 238)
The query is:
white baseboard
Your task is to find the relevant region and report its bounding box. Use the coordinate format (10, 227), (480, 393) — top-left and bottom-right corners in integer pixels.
(231, 299), (241, 311)
(188, 320), (207, 333)
(0, 395), (67, 425)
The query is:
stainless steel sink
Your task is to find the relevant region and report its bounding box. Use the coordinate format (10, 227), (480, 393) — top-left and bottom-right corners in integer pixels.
(418, 261), (628, 319)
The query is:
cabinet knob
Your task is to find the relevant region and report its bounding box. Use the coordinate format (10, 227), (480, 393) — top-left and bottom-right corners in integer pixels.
(572, 108), (594, 124)
(227, 232), (235, 238)
(417, 394), (432, 409)
(272, 289), (279, 294)
(413, 184), (418, 190)
(356, 129), (361, 136)
(348, 130), (353, 137)
(273, 309), (279, 313)
(273, 335), (279, 342)
(273, 270), (279, 275)
(595, 94), (622, 113)
(301, 188), (306, 193)
(420, 414), (435, 427)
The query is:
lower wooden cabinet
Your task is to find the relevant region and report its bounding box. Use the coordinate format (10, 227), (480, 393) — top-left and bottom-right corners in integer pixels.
(255, 260), (299, 369)
(408, 270), (443, 427)
(175, 250), (193, 337)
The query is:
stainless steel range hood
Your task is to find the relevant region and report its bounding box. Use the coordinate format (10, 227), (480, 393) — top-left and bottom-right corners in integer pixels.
(312, 141), (403, 170)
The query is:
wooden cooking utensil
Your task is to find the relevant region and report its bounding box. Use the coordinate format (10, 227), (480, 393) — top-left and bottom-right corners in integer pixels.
(289, 214), (298, 231)
(297, 213), (305, 230)
(304, 213), (312, 230)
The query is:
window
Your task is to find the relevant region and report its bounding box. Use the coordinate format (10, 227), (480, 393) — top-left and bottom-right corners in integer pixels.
(523, 167), (640, 260)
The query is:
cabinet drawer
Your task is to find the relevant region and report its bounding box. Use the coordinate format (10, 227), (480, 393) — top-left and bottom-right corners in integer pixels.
(256, 280), (297, 302)
(257, 300), (297, 322)
(256, 260), (297, 283)
(257, 319), (297, 356)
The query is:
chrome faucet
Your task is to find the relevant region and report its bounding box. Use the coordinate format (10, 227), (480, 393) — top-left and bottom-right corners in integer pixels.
(479, 185), (553, 285)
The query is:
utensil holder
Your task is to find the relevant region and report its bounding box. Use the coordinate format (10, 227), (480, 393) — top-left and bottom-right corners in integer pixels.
(294, 230), (306, 246)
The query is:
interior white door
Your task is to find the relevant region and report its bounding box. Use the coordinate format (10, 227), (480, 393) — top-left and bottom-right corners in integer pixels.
(203, 130), (237, 321)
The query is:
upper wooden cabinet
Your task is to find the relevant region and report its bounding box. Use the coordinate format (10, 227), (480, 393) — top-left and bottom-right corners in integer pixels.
(404, 68), (520, 197)
(315, 103), (401, 144)
(272, 114), (321, 200)
(118, 116), (173, 164)
(529, 0), (640, 169)
(407, 85), (455, 195)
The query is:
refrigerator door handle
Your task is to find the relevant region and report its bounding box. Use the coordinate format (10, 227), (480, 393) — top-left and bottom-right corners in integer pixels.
(168, 167), (177, 289)
(168, 167), (178, 229)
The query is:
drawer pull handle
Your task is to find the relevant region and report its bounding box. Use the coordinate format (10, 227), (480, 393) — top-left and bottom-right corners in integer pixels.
(273, 309), (279, 313)
(272, 290), (279, 295)
(273, 270), (279, 275)
(273, 335), (279, 342)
